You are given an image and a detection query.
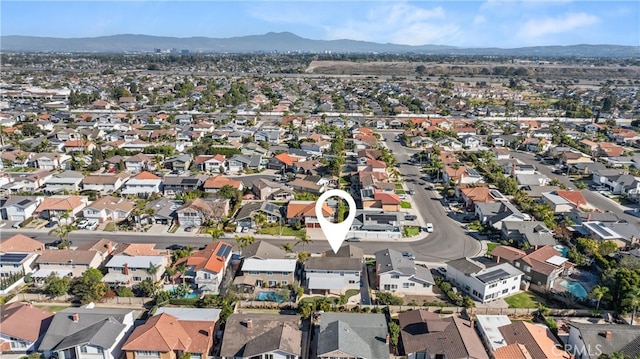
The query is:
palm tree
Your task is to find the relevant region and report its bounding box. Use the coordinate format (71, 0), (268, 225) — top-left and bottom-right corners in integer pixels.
(281, 242), (293, 253)
(623, 288), (640, 325)
(253, 212), (267, 230)
(147, 262), (159, 281)
(208, 227), (225, 241)
(589, 285), (609, 310)
(235, 235), (255, 250)
(295, 230), (312, 252)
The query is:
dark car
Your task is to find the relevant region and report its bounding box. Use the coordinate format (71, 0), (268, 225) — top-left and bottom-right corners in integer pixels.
(166, 244), (186, 251)
(45, 221), (59, 228)
(46, 239), (72, 248)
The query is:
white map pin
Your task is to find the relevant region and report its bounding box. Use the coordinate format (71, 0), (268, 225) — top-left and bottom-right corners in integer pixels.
(316, 189), (357, 253)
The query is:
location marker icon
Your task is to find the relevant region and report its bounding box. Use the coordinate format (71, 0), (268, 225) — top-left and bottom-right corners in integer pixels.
(315, 189), (357, 253)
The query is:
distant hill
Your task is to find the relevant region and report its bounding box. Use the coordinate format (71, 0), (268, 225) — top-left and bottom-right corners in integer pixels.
(1, 32), (638, 57)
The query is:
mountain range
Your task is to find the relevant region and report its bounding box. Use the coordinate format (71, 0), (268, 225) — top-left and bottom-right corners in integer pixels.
(1, 32), (638, 57)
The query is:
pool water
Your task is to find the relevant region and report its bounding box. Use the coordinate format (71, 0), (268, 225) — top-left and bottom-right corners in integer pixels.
(560, 280), (588, 299)
(554, 245), (569, 258)
(168, 287), (198, 299)
(256, 291), (285, 303)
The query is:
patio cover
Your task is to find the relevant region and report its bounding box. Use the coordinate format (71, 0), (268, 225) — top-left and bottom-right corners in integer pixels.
(32, 269), (72, 278)
(308, 277), (344, 290)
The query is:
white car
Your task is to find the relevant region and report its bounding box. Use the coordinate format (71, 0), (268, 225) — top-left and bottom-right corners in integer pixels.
(425, 223), (434, 232)
(86, 220), (98, 231)
(398, 194), (407, 200)
(77, 220), (89, 229)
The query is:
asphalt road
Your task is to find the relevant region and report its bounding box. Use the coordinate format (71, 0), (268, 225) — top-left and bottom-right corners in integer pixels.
(510, 151), (640, 226)
(380, 130), (482, 261)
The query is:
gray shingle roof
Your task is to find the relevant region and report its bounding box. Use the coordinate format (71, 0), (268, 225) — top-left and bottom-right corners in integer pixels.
(570, 322), (640, 359)
(219, 313), (301, 358)
(316, 313), (388, 359)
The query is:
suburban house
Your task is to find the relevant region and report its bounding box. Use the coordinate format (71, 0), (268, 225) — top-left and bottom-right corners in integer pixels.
(227, 154), (263, 173)
(102, 254), (170, 286)
(0, 302), (53, 354)
(235, 241), (296, 289)
(567, 322), (640, 359)
(34, 195), (88, 220)
(268, 153), (299, 171)
(174, 241), (233, 294)
(33, 250), (104, 280)
(288, 177), (326, 195)
(121, 171), (163, 197)
(286, 200), (332, 228)
(316, 313), (389, 359)
(361, 189), (402, 211)
(459, 185), (502, 210)
(476, 315), (570, 359)
(124, 153), (153, 173)
(63, 140), (95, 153)
(38, 307), (138, 359)
(176, 198), (230, 227)
(490, 245), (574, 291)
(375, 249), (434, 295)
(541, 190), (589, 213)
(0, 195), (40, 222)
(0, 252), (39, 278)
(194, 154), (227, 173)
(82, 173), (130, 194)
(219, 313), (302, 359)
(445, 257), (523, 303)
(304, 256), (362, 295)
(235, 202), (284, 229)
(43, 171), (84, 194)
(82, 196), (135, 223)
(501, 221), (556, 248)
(164, 154), (192, 172)
(398, 310), (489, 359)
(251, 178), (295, 201)
(162, 174), (208, 197)
(202, 175), (243, 193)
(121, 308), (219, 359)
(0, 234), (45, 253)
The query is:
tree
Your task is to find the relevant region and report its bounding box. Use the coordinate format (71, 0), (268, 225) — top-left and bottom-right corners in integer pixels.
(208, 227), (225, 240)
(622, 288), (640, 325)
(235, 235), (255, 250)
(281, 242), (293, 253)
(44, 273), (71, 297)
(376, 291), (403, 305)
(388, 321), (400, 347)
(295, 230), (312, 252)
(71, 268), (107, 304)
(590, 285), (609, 311)
(253, 212), (267, 230)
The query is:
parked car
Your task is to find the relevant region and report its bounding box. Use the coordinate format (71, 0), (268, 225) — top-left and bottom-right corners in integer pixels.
(166, 244), (186, 251)
(86, 220), (98, 231)
(77, 220), (89, 229)
(425, 223), (434, 232)
(407, 189), (416, 195)
(45, 221), (58, 228)
(346, 237), (361, 242)
(11, 222), (21, 229)
(398, 194), (407, 200)
(184, 226), (193, 232)
(404, 214), (417, 221)
(436, 267), (447, 275)
(402, 252), (416, 260)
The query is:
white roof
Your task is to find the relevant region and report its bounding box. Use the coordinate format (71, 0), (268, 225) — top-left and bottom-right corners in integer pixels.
(102, 272), (130, 283)
(106, 255), (166, 269)
(155, 307), (221, 322)
(32, 268), (72, 278)
(476, 315), (511, 351)
(546, 255), (568, 266)
(241, 258), (296, 272)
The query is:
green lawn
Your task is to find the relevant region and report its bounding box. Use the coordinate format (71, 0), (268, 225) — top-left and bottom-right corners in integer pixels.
(505, 291), (543, 308)
(486, 242), (498, 255)
(257, 226), (305, 237)
(345, 289), (360, 298)
(396, 189), (406, 194)
(404, 226), (420, 236)
(104, 222), (116, 232)
(35, 304), (72, 312)
(395, 183), (404, 190)
(401, 201), (412, 209)
(300, 296), (339, 304)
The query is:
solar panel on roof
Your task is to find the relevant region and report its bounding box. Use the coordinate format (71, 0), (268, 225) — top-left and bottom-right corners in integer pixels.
(477, 268), (511, 283)
(365, 214), (397, 224)
(216, 244), (232, 258)
(183, 179), (199, 184)
(0, 253), (28, 263)
(589, 223), (616, 237)
(17, 199), (31, 206)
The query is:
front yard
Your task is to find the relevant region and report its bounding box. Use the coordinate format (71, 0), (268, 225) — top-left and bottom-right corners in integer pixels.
(404, 226), (420, 236)
(256, 226), (305, 237)
(400, 201), (412, 209)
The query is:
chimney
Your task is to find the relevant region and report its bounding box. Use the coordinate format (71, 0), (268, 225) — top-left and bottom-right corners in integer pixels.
(604, 331), (612, 339)
(385, 334), (390, 344)
(123, 263), (130, 275)
(246, 319), (253, 329)
(72, 313), (79, 322)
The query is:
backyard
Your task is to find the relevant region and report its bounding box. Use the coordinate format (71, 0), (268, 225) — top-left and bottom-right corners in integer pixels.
(504, 291), (546, 308)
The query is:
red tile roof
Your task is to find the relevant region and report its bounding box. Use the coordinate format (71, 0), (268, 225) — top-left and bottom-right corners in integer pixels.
(374, 191), (401, 205)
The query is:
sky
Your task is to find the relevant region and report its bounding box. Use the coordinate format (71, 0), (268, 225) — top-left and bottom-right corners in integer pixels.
(1, 1), (638, 48)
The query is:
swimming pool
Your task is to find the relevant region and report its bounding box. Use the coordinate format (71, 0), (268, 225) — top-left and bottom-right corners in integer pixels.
(168, 287), (198, 299)
(554, 245), (569, 258)
(560, 280), (588, 299)
(256, 291), (285, 303)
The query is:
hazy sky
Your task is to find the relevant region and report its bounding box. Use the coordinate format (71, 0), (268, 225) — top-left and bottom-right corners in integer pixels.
(2, 1), (638, 48)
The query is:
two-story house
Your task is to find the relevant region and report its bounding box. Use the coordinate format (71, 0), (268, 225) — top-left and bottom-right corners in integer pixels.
(375, 249), (434, 295)
(174, 241), (233, 294)
(82, 173), (130, 194)
(194, 154), (227, 173)
(304, 257), (362, 295)
(0, 195), (41, 222)
(176, 198), (230, 227)
(43, 171), (84, 194)
(162, 174), (208, 197)
(34, 195), (88, 221)
(251, 178), (295, 201)
(33, 250), (103, 279)
(445, 257), (523, 303)
(121, 171), (163, 197)
(124, 153), (153, 173)
(82, 196), (135, 223)
(0, 302), (53, 354)
(102, 254), (170, 286)
(39, 307), (138, 359)
(235, 241), (296, 290)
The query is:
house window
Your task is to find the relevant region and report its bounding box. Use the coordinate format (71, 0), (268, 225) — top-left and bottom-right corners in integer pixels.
(203, 273), (211, 280)
(268, 280), (277, 287)
(512, 286), (516, 290)
(132, 276), (141, 281)
(513, 277), (518, 281)
(136, 351), (159, 357)
(264, 355), (274, 359)
(403, 283), (410, 288)
(285, 355), (296, 359)
(281, 280), (288, 285)
(489, 283), (497, 288)
(502, 288), (509, 294)
(391, 275), (400, 279)
(267, 271), (273, 276)
(189, 354), (201, 359)
(515, 262), (521, 268)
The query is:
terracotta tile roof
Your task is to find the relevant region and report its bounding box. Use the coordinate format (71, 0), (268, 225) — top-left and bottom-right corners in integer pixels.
(64, 140), (93, 147)
(133, 171), (161, 180)
(491, 245), (526, 262)
(273, 153), (298, 166)
(87, 196), (135, 212)
(555, 190), (587, 208)
(0, 234), (45, 252)
(366, 159), (386, 168)
(461, 186), (496, 203)
(203, 175), (242, 190)
(75, 238), (116, 254)
(122, 313), (192, 352)
(0, 302), (53, 342)
(374, 191), (401, 205)
(35, 196), (85, 212)
(358, 127), (373, 135)
(35, 249), (100, 265)
(499, 322), (570, 359)
(176, 241), (232, 274)
(286, 201), (331, 219)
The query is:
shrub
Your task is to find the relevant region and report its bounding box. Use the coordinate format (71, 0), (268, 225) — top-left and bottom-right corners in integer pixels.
(439, 309), (454, 314)
(545, 317), (558, 334)
(169, 297), (199, 306)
